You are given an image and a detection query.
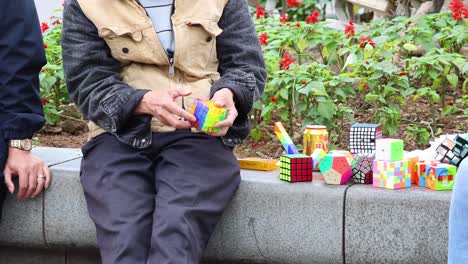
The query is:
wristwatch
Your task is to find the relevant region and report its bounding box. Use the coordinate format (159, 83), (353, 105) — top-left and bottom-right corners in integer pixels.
(9, 139), (33, 151)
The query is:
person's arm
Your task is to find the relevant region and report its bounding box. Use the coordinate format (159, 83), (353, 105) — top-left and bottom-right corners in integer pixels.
(0, 0), (51, 199)
(0, 0), (46, 139)
(211, 0), (267, 118)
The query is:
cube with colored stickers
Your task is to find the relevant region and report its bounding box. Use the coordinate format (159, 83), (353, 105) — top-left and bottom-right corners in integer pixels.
(435, 135), (468, 167)
(406, 155), (419, 184)
(415, 160), (440, 187)
(311, 148), (326, 170)
(274, 122), (300, 154)
(375, 139), (404, 162)
(328, 150), (354, 163)
(349, 123), (383, 154)
(319, 154), (352, 185)
(279, 154), (313, 183)
(425, 164), (457, 191)
(189, 99), (227, 133)
(373, 160), (411, 190)
(351, 153), (374, 184)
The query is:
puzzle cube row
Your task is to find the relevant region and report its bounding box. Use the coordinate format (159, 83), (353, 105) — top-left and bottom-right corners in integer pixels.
(415, 160), (457, 191)
(190, 99), (227, 133)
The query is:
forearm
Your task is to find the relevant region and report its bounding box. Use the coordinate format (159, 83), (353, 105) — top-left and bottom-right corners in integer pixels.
(0, 0), (47, 140)
(62, 0), (149, 133)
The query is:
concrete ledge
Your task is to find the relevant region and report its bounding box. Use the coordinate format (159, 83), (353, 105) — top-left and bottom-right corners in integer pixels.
(0, 147), (452, 263)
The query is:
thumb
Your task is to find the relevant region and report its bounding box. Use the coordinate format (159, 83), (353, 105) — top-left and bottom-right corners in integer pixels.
(171, 88), (192, 98)
(4, 168), (15, 194)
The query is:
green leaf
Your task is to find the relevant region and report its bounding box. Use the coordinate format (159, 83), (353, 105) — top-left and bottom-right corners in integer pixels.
(363, 44), (374, 59)
(280, 88), (289, 100)
(296, 102), (308, 115)
(279, 109), (289, 121)
(428, 69), (439, 80)
(317, 101), (335, 120)
(403, 43), (417, 52)
(432, 93), (440, 103)
(447, 73), (459, 88)
(297, 39), (308, 53)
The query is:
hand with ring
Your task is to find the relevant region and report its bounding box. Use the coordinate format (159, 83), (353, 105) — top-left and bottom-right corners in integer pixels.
(3, 148), (52, 200)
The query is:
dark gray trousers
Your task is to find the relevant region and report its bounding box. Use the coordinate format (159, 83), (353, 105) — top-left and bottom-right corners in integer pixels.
(80, 130), (240, 264)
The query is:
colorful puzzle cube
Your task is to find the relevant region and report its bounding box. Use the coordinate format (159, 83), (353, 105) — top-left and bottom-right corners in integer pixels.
(375, 138), (404, 162)
(406, 155), (419, 184)
(319, 154), (353, 185)
(328, 150), (354, 163)
(311, 148), (326, 170)
(189, 99), (227, 133)
(351, 153), (374, 184)
(425, 163), (457, 191)
(415, 160), (440, 187)
(349, 123), (383, 154)
(373, 160), (411, 190)
(435, 135), (468, 167)
(279, 154), (313, 183)
(274, 122), (299, 154)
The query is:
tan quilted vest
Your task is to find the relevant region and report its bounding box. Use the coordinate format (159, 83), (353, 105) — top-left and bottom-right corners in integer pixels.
(77, 0), (228, 139)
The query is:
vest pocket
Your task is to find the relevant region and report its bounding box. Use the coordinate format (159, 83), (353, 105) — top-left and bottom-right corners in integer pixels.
(98, 26), (161, 65)
(175, 20), (223, 77)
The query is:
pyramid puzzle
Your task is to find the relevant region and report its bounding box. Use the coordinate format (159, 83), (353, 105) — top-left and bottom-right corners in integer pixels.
(279, 154), (313, 183)
(349, 123), (383, 154)
(189, 99), (227, 133)
(351, 153), (374, 184)
(319, 153), (353, 185)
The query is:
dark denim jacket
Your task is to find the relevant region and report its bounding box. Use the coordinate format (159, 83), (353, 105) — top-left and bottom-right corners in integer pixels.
(62, 0), (267, 148)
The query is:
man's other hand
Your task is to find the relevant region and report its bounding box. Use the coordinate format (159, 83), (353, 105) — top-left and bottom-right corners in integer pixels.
(208, 88), (238, 137)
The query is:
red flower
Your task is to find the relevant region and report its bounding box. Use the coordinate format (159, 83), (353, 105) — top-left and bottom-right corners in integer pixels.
(280, 13), (289, 23)
(301, 80), (307, 85)
(259, 32), (268, 46)
(344, 20), (355, 39)
(296, 22), (301, 27)
(287, 0), (302, 8)
(365, 60), (369, 65)
(363, 83), (369, 89)
(399, 72), (408, 76)
(41, 68), (46, 73)
(359, 36), (375, 49)
(41, 98), (47, 106)
(41, 22), (49, 33)
(286, 23), (291, 27)
(280, 53), (295, 70)
(43, 44), (48, 49)
(449, 0), (464, 20)
(271, 97), (277, 103)
(52, 19), (61, 26)
(462, 7), (468, 18)
(256, 6), (266, 19)
(447, 100), (454, 106)
(306, 10), (320, 24)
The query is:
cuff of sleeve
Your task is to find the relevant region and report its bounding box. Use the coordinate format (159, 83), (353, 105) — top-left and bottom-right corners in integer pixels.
(210, 71), (256, 116)
(99, 88), (151, 133)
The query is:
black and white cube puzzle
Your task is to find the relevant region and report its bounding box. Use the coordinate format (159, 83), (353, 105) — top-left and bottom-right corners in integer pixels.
(435, 134), (468, 167)
(349, 123), (383, 154)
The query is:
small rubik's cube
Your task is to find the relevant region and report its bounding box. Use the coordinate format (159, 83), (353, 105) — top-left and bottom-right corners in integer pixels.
(415, 160), (440, 187)
(375, 139), (404, 162)
(351, 153), (374, 184)
(279, 154), (313, 183)
(311, 148), (326, 170)
(373, 160), (411, 190)
(435, 135), (468, 167)
(319, 154), (353, 185)
(189, 99), (227, 133)
(425, 163), (457, 191)
(349, 123), (383, 154)
(406, 155), (419, 184)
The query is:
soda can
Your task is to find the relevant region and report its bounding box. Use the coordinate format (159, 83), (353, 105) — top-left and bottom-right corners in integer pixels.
(303, 125), (329, 156)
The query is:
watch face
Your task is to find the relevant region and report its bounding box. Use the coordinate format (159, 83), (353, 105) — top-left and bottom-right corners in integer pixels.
(22, 140), (33, 151)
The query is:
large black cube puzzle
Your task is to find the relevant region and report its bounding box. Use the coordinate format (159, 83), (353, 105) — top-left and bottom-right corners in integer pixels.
(436, 135), (468, 167)
(349, 124), (383, 154)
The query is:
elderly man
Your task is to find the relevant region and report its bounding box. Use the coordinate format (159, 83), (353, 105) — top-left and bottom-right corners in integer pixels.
(0, 1), (51, 218)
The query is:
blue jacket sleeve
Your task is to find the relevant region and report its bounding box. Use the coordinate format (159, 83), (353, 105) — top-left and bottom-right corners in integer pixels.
(0, 0), (47, 140)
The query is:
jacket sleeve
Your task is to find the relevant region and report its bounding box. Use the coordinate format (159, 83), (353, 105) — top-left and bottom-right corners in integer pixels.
(62, 0), (149, 133)
(0, 0), (47, 140)
(211, 0), (267, 117)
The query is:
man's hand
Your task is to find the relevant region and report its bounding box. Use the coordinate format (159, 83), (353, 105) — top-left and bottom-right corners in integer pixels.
(134, 89), (196, 129)
(208, 88), (238, 137)
(4, 148), (51, 200)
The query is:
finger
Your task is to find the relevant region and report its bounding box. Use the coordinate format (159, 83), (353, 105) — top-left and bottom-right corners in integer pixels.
(32, 163), (46, 198)
(17, 169), (29, 200)
(156, 110), (192, 129)
(164, 102), (196, 122)
(170, 89), (192, 98)
(26, 168), (38, 199)
(3, 168), (15, 194)
(205, 127), (229, 137)
(43, 165), (51, 190)
(215, 108), (237, 128)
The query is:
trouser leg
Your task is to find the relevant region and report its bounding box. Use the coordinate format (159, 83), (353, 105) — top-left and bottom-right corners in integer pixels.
(80, 134), (156, 264)
(448, 158), (468, 264)
(147, 131), (240, 264)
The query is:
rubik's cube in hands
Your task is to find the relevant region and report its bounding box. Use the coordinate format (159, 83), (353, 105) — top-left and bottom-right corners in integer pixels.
(189, 99), (227, 133)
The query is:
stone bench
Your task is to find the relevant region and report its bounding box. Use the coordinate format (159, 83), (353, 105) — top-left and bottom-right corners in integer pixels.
(0, 147), (451, 263)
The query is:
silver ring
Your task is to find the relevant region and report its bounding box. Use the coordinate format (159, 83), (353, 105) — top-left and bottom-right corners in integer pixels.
(38, 174), (46, 179)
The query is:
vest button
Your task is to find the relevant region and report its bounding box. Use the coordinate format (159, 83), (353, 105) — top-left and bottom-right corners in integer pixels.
(122, 48), (129, 54)
(206, 36), (213, 42)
